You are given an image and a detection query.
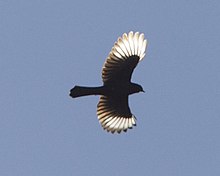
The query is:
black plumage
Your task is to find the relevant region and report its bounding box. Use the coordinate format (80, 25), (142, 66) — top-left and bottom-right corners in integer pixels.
(70, 31), (147, 133)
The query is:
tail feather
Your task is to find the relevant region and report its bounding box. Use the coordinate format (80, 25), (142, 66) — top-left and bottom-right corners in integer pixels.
(69, 86), (104, 98)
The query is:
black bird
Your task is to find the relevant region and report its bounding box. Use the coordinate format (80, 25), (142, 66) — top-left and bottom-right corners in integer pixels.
(70, 31), (147, 133)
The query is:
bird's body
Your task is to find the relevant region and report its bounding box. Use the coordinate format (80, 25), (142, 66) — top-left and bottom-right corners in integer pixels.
(70, 82), (143, 98)
(70, 31), (147, 133)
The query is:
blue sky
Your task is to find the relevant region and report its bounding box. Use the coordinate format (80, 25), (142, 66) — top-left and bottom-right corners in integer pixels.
(1, 0), (220, 175)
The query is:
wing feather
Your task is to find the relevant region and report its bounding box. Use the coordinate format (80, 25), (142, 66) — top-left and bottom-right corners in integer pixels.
(97, 95), (136, 133)
(102, 31), (147, 84)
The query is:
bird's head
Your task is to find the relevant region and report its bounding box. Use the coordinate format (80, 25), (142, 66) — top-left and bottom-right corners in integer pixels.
(130, 83), (145, 94)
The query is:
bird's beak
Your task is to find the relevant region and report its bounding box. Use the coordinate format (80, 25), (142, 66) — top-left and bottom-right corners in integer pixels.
(142, 90), (145, 93)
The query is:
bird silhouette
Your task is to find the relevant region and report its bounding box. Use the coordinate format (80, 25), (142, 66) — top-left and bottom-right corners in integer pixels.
(70, 31), (147, 133)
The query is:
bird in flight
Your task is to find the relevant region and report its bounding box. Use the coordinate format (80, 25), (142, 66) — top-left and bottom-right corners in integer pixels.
(70, 31), (147, 134)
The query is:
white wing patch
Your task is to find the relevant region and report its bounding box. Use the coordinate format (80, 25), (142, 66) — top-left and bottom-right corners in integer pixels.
(98, 114), (137, 134)
(112, 31), (147, 61)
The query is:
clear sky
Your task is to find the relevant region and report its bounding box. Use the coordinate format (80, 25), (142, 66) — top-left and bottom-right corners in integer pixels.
(1, 0), (220, 175)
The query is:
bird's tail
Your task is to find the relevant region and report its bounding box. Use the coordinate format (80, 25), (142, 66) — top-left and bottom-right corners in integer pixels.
(69, 86), (104, 98)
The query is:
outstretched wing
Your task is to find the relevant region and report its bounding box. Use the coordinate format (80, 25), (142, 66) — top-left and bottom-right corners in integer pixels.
(102, 31), (147, 85)
(97, 95), (136, 133)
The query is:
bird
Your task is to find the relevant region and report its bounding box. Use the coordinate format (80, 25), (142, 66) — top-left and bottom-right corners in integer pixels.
(70, 31), (147, 134)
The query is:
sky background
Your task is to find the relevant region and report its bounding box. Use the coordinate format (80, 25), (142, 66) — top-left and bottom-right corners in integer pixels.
(1, 0), (220, 176)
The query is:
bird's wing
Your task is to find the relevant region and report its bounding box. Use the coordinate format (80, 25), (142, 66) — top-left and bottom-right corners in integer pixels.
(97, 95), (136, 133)
(102, 31), (147, 85)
